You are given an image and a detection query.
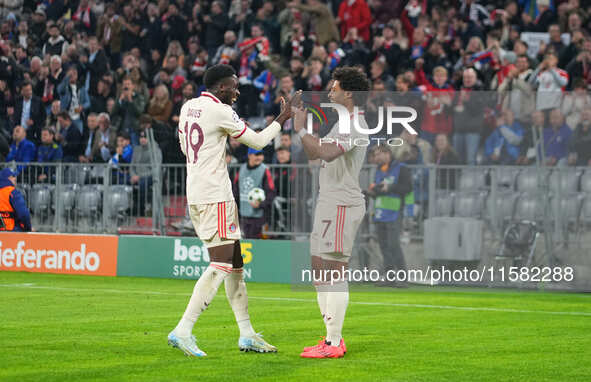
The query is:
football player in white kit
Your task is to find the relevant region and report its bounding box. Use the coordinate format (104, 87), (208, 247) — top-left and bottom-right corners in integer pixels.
(293, 67), (370, 358)
(168, 64), (301, 357)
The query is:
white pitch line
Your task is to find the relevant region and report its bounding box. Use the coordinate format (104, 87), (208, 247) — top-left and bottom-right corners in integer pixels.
(1, 283), (590, 317)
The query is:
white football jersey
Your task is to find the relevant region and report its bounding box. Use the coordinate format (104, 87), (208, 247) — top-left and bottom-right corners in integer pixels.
(178, 92), (247, 205)
(317, 112), (368, 206)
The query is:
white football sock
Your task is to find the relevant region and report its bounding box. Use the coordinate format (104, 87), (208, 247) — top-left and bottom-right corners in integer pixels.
(315, 282), (328, 322)
(225, 268), (256, 337)
(324, 281), (349, 346)
(174, 262), (232, 337)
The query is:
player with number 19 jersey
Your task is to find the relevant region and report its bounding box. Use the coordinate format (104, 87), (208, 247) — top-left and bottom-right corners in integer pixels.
(178, 91), (247, 205)
(178, 91), (250, 244)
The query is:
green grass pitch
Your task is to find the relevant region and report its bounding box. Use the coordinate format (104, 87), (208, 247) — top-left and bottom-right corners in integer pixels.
(1, 271), (590, 382)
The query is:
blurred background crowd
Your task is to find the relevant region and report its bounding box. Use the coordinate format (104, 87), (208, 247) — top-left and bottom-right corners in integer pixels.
(2, 0), (591, 233)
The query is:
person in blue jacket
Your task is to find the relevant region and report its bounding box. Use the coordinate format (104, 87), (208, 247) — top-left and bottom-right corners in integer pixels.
(365, 145), (413, 287)
(110, 132), (133, 184)
(36, 127), (63, 183)
(6, 125), (36, 176)
(543, 108), (573, 166)
(0, 168), (32, 232)
(484, 109), (524, 165)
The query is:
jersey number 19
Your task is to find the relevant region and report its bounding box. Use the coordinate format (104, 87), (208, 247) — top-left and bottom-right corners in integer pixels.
(184, 121), (204, 163)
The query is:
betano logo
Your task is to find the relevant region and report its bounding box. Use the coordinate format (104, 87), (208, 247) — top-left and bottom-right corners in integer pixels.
(172, 239), (253, 279)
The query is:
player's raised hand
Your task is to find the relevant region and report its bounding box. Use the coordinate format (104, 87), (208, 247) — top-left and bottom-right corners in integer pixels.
(280, 90), (303, 118)
(293, 99), (307, 133)
(276, 90), (303, 125)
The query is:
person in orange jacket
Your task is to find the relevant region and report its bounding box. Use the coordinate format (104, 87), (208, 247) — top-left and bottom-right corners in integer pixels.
(0, 168), (31, 232)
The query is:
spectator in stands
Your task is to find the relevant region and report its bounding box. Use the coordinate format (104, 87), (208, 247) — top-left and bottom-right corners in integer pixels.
(97, 3), (122, 68)
(281, 21), (314, 62)
(524, 0), (556, 33)
(233, 148), (276, 239)
(45, 100), (62, 132)
(561, 78), (591, 130)
(38, 56), (65, 112)
(253, 69), (277, 116)
(304, 56), (329, 91)
(392, 129), (433, 165)
(0, 168), (31, 232)
(564, 37), (591, 85)
(337, 0), (372, 42)
(11, 81), (45, 144)
(57, 66), (90, 135)
(432, 133), (459, 190)
(517, 110), (546, 165)
(86, 36), (109, 96)
(530, 52), (568, 111)
(484, 109), (524, 165)
(287, 0), (340, 46)
(90, 78), (111, 114)
(212, 30), (238, 67)
(274, 143), (293, 187)
(452, 68), (486, 165)
(171, 82), (195, 126)
(111, 76), (146, 147)
(165, 54), (188, 80)
(36, 127), (63, 183)
(498, 54), (535, 124)
(130, 130), (162, 215)
(203, 1), (230, 59)
(568, 108), (591, 166)
(236, 24), (266, 117)
(543, 108), (572, 166)
(148, 84), (173, 124)
(110, 132), (133, 184)
(56, 112), (83, 163)
(94, 113), (117, 163)
(370, 59), (395, 90)
(416, 65), (454, 144)
(80, 113), (98, 163)
(42, 23), (68, 57)
(6, 125), (36, 175)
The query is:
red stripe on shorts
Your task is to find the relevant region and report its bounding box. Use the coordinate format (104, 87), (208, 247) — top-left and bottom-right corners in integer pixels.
(340, 206), (346, 252)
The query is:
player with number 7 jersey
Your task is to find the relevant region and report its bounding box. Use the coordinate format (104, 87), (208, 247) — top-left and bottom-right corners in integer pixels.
(169, 64), (301, 357)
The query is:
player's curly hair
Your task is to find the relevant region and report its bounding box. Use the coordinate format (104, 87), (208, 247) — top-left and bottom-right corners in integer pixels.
(204, 64), (236, 89)
(332, 67), (370, 93)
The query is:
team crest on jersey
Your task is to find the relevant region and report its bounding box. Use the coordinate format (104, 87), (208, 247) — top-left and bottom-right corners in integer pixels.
(229, 223), (237, 233)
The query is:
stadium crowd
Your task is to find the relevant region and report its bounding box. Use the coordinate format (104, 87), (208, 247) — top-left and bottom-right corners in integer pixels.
(2, 0), (591, 231)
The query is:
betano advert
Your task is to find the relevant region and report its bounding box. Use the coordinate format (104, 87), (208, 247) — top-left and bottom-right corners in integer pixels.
(116, 235), (292, 283)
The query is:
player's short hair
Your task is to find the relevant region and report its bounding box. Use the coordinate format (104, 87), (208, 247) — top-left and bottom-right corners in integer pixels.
(204, 64), (236, 89)
(332, 66), (370, 93)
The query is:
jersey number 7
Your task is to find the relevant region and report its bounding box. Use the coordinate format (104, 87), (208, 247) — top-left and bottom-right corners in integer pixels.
(184, 121), (204, 163)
